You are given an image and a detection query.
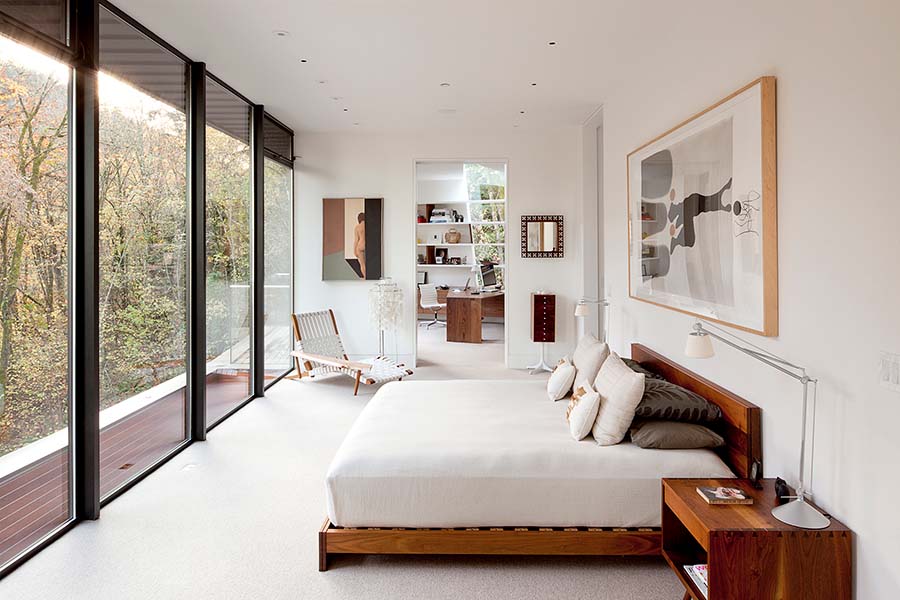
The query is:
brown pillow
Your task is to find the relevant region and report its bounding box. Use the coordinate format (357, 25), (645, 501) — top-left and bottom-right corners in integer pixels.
(635, 378), (722, 422)
(622, 358), (666, 381)
(629, 420), (724, 450)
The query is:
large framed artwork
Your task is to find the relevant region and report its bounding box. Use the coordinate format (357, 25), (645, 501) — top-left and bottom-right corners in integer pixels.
(627, 77), (777, 336)
(322, 197), (383, 280)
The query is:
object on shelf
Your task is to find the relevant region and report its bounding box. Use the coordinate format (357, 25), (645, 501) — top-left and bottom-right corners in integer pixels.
(683, 565), (709, 599)
(696, 486), (753, 505)
(429, 208), (452, 223)
(417, 214), (426, 223)
(445, 228), (462, 243)
(775, 477), (790, 506)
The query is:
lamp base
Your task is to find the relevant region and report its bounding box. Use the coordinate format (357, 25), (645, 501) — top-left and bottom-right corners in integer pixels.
(771, 497), (830, 529)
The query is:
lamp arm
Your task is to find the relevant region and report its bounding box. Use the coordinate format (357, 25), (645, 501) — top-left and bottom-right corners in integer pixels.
(694, 321), (819, 503)
(694, 323), (811, 382)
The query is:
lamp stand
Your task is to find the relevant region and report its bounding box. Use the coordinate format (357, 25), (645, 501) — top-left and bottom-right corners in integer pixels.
(689, 321), (831, 530)
(770, 375), (830, 529)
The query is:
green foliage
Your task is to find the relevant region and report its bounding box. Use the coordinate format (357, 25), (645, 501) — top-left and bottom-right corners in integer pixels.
(0, 45), (257, 456)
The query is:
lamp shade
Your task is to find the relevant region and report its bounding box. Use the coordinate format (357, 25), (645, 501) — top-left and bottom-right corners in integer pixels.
(685, 332), (714, 358)
(574, 302), (590, 317)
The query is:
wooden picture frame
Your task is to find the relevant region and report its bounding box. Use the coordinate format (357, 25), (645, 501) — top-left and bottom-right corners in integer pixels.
(520, 215), (564, 258)
(318, 343), (761, 570)
(627, 77), (778, 336)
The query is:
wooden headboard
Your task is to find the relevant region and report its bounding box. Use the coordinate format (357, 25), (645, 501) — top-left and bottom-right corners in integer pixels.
(631, 344), (762, 479)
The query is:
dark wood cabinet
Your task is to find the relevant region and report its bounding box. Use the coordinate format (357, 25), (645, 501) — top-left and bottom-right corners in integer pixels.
(662, 478), (852, 600)
(531, 293), (556, 343)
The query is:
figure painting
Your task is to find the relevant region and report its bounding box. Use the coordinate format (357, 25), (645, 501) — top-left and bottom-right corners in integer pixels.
(322, 198), (383, 280)
(627, 77), (777, 336)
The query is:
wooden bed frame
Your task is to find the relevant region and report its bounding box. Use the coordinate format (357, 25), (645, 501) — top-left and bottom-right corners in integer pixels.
(318, 343), (762, 571)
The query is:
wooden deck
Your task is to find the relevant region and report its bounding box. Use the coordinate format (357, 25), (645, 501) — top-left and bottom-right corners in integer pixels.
(0, 371), (251, 568)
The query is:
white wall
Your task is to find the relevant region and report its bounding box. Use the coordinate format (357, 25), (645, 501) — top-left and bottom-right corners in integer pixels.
(600, 2), (900, 598)
(294, 128), (581, 368)
(578, 110), (604, 338)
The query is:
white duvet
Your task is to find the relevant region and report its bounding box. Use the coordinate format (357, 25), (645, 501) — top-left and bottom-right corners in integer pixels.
(326, 380), (733, 528)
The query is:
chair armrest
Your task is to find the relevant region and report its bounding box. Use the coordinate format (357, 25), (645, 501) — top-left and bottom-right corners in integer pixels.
(291, 351), (371, 372)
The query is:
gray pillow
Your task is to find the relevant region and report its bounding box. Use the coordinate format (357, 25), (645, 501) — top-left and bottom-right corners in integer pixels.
(630, 420), (724, 449)
(622, 358), (666, 381)
(634, 378), (722, 422)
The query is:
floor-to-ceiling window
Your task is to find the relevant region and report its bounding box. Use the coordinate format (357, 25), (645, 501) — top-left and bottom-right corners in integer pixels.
(0, 0), (294, 576)
(205, 78), (252, 425)
(97, 7), (188, 497)
(262, 116), (293, 383)
(0, 33), (71, 567)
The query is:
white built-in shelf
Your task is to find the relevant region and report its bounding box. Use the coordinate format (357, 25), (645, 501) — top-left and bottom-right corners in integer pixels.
(417, 264), (506, 269)
(417, 221), (505, 226)
(416, 243), (503, 247)
(417, 200), (505, 206)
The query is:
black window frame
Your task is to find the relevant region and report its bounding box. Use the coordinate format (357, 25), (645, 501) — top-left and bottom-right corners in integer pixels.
(0, 0), (294, 578)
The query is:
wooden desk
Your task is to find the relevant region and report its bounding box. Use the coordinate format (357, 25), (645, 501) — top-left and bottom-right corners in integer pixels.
(446, 290), (504, 343)
(662, 478), (852, 600)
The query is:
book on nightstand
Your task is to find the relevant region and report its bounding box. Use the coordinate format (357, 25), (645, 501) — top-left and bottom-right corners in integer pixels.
(684, 564), (709, 599)
(696, 485), (753, 505)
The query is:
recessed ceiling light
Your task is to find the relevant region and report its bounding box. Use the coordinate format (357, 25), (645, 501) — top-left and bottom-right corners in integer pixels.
(547, 40), (557, 46)
(440, 82), (451, 87)
(353, 122), (360, 126)
(343, 108), (349, 112)
(273, 30), (290, 38)
(317, 80), (327, 84)
(513, 124), (519, 128)
(438, 108), (457, 114)
(519, 110), (526, 114)
(531, 82), (537, 86)
(330, 96), (342, 101)
(299, 58), (308, 63)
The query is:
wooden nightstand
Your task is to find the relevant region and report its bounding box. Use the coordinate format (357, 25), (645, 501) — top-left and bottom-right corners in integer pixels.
(661, 478), (852, 600)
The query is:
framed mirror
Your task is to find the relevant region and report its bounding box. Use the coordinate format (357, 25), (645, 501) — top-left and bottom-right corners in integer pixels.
(521, 215), (564, 258)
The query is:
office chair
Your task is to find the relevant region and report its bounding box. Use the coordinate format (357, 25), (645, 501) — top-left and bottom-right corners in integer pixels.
(418, 283), (446, 328)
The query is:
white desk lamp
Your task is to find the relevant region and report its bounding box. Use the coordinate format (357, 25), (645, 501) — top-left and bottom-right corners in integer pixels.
(685, 320), (830, 530)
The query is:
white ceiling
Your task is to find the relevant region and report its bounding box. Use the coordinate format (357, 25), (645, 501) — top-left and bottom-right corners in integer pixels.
(107, 0), (711, 134)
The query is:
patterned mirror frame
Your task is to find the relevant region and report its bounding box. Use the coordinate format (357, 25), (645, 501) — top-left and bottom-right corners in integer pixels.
(521, 215), (564, 258)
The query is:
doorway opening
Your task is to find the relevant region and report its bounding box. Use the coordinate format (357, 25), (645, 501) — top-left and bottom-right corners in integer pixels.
(413, 160), (508, 369)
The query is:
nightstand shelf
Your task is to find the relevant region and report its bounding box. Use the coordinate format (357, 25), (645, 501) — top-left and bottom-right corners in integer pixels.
(661, 478), (852, 600)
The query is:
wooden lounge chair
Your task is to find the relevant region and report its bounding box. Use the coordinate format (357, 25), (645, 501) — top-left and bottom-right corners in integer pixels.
(289, 309), (412, 395)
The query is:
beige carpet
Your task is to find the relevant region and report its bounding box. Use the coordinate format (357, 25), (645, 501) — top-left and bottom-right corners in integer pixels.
(0, 348), (684, 600)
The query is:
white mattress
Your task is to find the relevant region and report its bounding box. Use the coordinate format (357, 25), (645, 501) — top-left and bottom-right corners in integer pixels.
(326, 380), (733, 528)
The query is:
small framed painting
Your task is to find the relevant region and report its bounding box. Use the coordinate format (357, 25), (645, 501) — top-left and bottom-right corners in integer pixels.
(627, 77), (778, 336)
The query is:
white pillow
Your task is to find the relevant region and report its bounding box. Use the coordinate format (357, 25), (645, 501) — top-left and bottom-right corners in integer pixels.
(572, 334), (610, 389)
(591, 352), (646, 446)
(547, 358), (577, 401)
(566, 384), (602, 441)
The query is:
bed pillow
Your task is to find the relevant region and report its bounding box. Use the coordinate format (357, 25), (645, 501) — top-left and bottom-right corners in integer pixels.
(622, 358), (666, 381)
(572, 334), (610, 389)
(591, 352), (645, 446)
(547, 358), (577, 401)
(634, 379), (722, 423)
(566, 384), (601, 441)
(629, 420), (724, 449)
